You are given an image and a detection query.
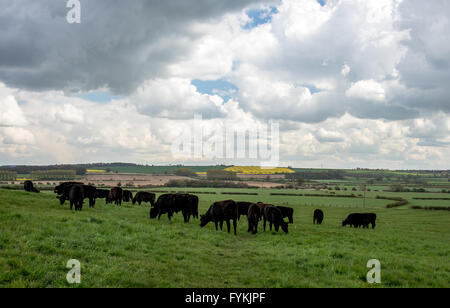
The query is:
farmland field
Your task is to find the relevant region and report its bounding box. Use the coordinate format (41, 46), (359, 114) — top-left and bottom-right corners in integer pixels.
(0, 188), (449, 288)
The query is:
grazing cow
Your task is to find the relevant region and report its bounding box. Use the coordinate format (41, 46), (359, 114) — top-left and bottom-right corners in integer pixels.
(69, 185), (84, 211)
(313, 209), (324, 225)
(132, 192), (155, 206)
(122, 190), (133, 203)
(150, 193), (198, 222)
(94, 189), (110, 200)
(57, 183), (96, 208)
(276, 206), (294, 224)
(363, 213), (377, 229)
(200, 200), (239, 235)
(236, 202), (252, 221)
(24, 181), (39, 193)
(342, 213), (376, 229)
(187, 194), (199, 219)
(109, 187), (123, 206)
(82, 185), (97, 208)
(54, 182), (83, 195)
(263, 206), (289, 234)
(247, 203), (260, 234)
(256, 202), (273, 218)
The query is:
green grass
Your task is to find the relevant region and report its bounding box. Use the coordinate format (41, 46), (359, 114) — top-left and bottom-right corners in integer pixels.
(0, 189), (449, 288)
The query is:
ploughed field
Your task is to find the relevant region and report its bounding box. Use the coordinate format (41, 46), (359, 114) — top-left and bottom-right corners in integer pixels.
(0, 188), (449, 287)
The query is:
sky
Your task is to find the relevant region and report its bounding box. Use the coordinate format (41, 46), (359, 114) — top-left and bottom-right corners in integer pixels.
(0, 0), (449, 169)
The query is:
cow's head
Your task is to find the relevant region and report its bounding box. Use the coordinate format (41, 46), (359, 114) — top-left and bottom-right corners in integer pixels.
(149, 207), (158, 219)
(199, 214), (210, 227)
(342, 219), (348, 227)
(59, 196), (66, 205)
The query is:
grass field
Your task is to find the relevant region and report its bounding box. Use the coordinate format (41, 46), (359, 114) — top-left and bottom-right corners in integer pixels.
(0, 188), (449, 288)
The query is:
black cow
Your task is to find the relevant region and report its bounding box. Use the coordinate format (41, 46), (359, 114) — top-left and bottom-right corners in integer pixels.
(82, 185), (97, 208)
(150, 193), (198, 222)
(342, 213), (376, 229)
(132, 192), (155, 206)
(276, 206), (294, 224)
(236, 202), (252, 221)
(94, 189), (110, 200)
(69, 185), (84, 211)
(247, 203), (260, 234)
(313, 209), (324, 225)
(24, 180), (39, 193)
(57, 184), (96, 208)
(200, 200), (238, 235)
(54, 182), (83, 195)
(264, 206), (289, 234)
(123, 190), (133, 203)
(109, 187), (123, 206)
(256, 202), (273, 219)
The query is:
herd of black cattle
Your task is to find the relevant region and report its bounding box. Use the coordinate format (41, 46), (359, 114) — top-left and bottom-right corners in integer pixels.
(23, 180), (377, 235)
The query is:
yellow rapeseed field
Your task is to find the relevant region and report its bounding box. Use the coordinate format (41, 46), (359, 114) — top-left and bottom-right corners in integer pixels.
(86, 169), (106, 173)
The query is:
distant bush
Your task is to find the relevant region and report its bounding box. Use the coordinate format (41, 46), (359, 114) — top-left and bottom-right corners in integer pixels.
(410, 206), (450, 211)
(174, 168), (197, 177)
(207, 170), (237, 181)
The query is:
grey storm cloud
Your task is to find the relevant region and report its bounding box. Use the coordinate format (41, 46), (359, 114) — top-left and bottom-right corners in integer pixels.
(0, 0), (265, 94)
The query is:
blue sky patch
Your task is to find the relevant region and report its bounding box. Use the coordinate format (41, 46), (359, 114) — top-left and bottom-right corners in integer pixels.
(317, 0), (326, 6)
(296, 84), (325, 94)
(243, 6), (279, 30)
(73, 91), (120, 103)
(192, 79), (238, 102)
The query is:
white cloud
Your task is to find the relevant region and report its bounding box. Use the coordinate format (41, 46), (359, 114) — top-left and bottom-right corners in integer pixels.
(1, 127), (35, 145)
(341, 64), (351, 77)
(132, 78), (224, 119)
(0, 94), (28, 127)
(54, 104), (84, 125)
(346, 79), (386, 102)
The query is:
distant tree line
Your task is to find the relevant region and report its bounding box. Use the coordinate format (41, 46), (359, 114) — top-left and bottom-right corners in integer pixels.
(0, 165), (87, 176)
(174, 168), (197, 177)
(31, 170), (76, 180)
(286, 170), (345, 180)
(0, 171), (16, 181)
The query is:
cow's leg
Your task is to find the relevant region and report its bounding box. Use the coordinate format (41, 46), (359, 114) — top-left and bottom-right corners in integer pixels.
(226, 220), (231, 233)
(263, 217), (266, 231)
(220, 221), (223, 231)
(215, 221), (218, 231)
(233, 219), (237, 235)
